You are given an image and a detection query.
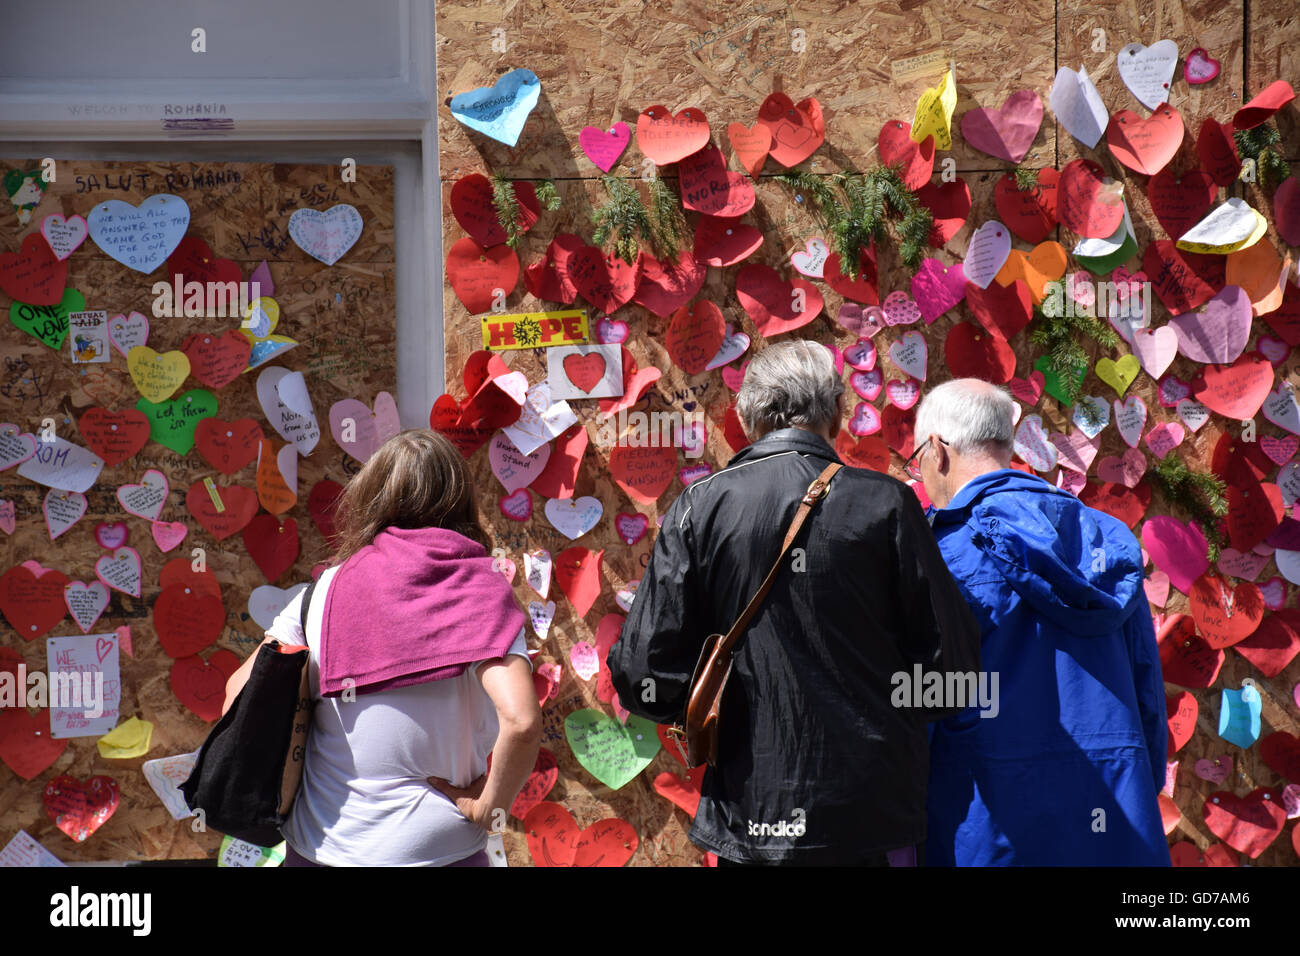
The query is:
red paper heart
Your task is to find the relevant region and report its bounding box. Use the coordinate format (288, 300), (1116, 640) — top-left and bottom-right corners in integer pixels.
(878, 120), (934, 190)
(823, 246), (879, 305)
(523, 232), (583, 304)
(993, 168), (1060, 244)
(693, 215), (763, 267)
(609, 443), (676, 505)
(665, 300), (726, 375)
(307, 479), (345, 543)
(966, 278), (1032, 341)
(430, 395), (496, 458)
(1166, 690), (1198, 753)
(735, 264), (823, 337)
(677, 144), (755, 217)
(944, 322), (1016, 383)
(185, 479), (259, 540)
(918, 178), (972, 246)
(1202, 787), (1286, 858)
(1191, 354), (1274, 420)
(632, 250), (706, 318)
(1105, 104), (1184, 176)
(563, 352), (608, 393)
(0, 565), (69, 640)
(566, 244), (641, 314)
(635, 105), (710, 165)
(77, 407), (150, 467)
(194, 417), (263, 474)
(595, 614), (624, 705)
(1211, 432), (1273, 487)
(1226, 481), (1284, 552)
(1148, 168), (1218, 241)
(1157, 613), (1224, 688)
(242, 514), (300, 583)
(170, 650), (240, 722)
(554, 546), (604, 618)
(1233, 79), (1296, 131)
(154, 583), (225, 658)
(881, 403), (915, 457)
(1197, 118), (1241, 187)
(1058, 158), (1125, 238)
(654, 767), (707, 818)
(756, 93), (825, 168)
(446, 237), (520, 313)
(727, 121), (772, 177)
(523, 801), (580, 866)
(167, 235), (241, 289)
(1188, 573), (1264, 649)
(0, 233), (68, 306)
(1145, 240), (1225, 314)
(1235, 608), (1300, 677)
(530, 423), (588, 499)
(835, 432), (890, 472)
(1263, 276), (1300, 345)
(450, 173), (539, 247)
(180, 330), (251, 390)
(502, 747), (559, 819)
(573, 817), (638, 867)
(160, 556), (222, 600)
(722, 404), (750, 452)
(43, 774), (120, 842)
(1260, 731), (1300, 783)
(1079, 480), (1151, 529)
(0, 707), (68, 780)
(597, 348), (661, 418)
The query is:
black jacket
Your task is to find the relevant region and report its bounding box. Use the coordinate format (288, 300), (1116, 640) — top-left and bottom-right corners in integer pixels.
(607, 428), (981, 863)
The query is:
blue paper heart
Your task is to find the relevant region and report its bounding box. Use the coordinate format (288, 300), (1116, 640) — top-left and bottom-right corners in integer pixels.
(87, 194), (190, 274)
(449, 68), (541, 147)
(1218, 683), (1262, 749)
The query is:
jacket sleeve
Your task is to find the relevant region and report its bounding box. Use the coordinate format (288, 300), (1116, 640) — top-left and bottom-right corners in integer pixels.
(892, 485), (983, 720)
(606, 493), (702, 724)
(1125, 596), (1168, 793)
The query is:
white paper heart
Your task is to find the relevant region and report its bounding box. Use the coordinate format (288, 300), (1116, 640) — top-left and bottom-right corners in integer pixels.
(40, 214), (89, 261)
(288, 204), (364, 266)
(1116, 40), (1179, 111)
(524, 549), (552, 599)
(1071, 396), (1110, 438)
(963, 221), (1012, 289)
(1262, 383), (1300, 437)
(44, 489), (87, 540)
(248, 582), (310, 630)
(95, 547), (142, 598)
(116, 469), (169, 521)
(1014, 414), (1058, 472)
(0, 423), (38, 470)
(790, 237), (830, 278)
(1114, 396), (1148, 448)
(1176, 399), (1211, 432)
(528, 600), (557, 640)
(1050, 64), (1109, 149)
(108, 311), (150, 357)
(64, 581), (110, 634)
(887, 331), (928, 381)
(544, 496), (604, 540)
(256, 366), (321, 456)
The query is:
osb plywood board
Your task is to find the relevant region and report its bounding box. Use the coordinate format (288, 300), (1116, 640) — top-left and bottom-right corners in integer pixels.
(0, 159), (395, 861)
(438, 0), (1300, 869)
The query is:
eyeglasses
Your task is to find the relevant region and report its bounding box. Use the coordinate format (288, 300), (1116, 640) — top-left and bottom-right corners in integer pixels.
(903, 437), (947, 481)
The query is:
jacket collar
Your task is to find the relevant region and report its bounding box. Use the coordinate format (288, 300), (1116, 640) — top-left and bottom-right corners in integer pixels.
(933, 467), (1059, 524)
(726, 427), (841, 466)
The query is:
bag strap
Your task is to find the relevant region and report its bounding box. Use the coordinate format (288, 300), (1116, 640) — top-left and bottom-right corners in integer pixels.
(714, 461), (842, 659)
(298, 579), (318, 634)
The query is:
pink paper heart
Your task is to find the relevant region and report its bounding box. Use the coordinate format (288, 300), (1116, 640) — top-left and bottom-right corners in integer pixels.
(679, 464), (711, 485)
(93, 522), (129, 550)
(1259, 575), (1287, 609)
(1144, 569), (1171, 606)
(499, 488), (533, 521)
(910, 258), (967, 324)
(1184, 48), (1221, 85)
(885, 377), (922, 410)
(1261, 434), (1299, 467)
(1145, 421), (1185, 458)
(721, 360), (748, 392)
(0, 499), (15, 535)
(1157, 375), (1192, 408)
(569, 640), (600, 680)
(150, 520), (187, 552)
(881, 291), (921, 327)
(836, 302), (885, 338)
(595, 317), (629, 344)
(823, 343), (845, 376)
(489, 433), (550, 494)
(1169, 286), (1253, 365)
(1097, 447), (1148, 488)
(1056, 467), (1087, 495)
(850, 368), (884, 401)
(615, 512), (649, 545)
(492, 556), (517, 585)
(844, 337), (877, 371)
(1131, 326), (1178, 379)
(958, 89), (1044, 164)
(1007, 371), (1045, 405)
(579, 122), (632, 173)
(1141, 516), (1210, 594)
(849, 403), (882, 436)
(1114, 395), (1148, 448)
(1050, 431), (1101, 474)
(1217, 548), (1270, 581)
(328, 392), (401, 463)
(1258, 334), (1291, 366)
(1194, 756), (1232, 785)
(1013, 415), (1058, 472)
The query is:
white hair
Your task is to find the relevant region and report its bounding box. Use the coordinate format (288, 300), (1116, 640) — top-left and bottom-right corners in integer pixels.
(736, 340), (845, 435)
(912, 378), (1016, 456)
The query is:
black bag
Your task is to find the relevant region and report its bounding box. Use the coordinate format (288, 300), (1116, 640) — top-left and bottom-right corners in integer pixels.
(180, 581), (317, 847)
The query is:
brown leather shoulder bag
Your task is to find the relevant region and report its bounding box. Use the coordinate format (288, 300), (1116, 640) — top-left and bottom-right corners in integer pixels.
(666, 461), (842, 769)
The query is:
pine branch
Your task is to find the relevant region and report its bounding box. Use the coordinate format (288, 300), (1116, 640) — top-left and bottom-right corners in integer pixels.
(1028, 280), (1117, 405)
(536, 180), (562, 211)
(646, 177), (687, 261)
(1013, 165), (1041, 190)
(1145, 454), (1227, 561)
(1234, 123), (1292, 191)
(491, 171), (526, 249)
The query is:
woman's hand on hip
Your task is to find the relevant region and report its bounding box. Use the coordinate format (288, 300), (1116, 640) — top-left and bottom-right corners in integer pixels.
(427, 773), (496, 830)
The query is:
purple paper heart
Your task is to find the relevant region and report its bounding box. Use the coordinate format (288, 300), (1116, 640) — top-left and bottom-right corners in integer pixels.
(958, 89), (1044, 164)
(849, 402), (882, 436)
(910, 258), (967, 324)
(1168, 285), (1252, 365)
(615, 512), (649, 545)
(850, 368), (884, 401)
(836, 302), (884, 338)
(1141, 516), (1210, 594)
(844, 337), (877, 371)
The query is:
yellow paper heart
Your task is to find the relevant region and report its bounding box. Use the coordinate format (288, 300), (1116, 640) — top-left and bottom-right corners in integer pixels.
(911, 68), (957, 151)
(96, 716), (154, 759)
(995, 241), (1068, 304)
(1177, 209), (1268, 255)
(128, 346), (191, 403)
(240, 295), (280, 339)
(1096, 354), (1141, 398)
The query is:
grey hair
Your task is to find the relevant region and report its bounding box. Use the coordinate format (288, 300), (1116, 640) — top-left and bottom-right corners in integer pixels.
(912, 378), (1016, 455)
(736, 340), (845, 435)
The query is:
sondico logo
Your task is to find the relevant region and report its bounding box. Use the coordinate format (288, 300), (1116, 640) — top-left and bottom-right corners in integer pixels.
(747, 808), (806, 839)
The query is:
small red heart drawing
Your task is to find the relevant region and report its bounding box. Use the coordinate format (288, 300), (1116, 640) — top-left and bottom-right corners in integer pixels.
(755, 92), (825, 168)
(77, 407), (150, 466)
(167, 235), (241, 289)
(43, 774), (120, 842)
(524, 232), (583, 304)
(877, 120), (934, 190)
(0, 233), (68, 306)
(170, 649), (240, 722)
(446, 236), (520, 313)
(186, 479), (259, 540)
(1202, 787), (1286, 858)
(635, 105), (711, 166)
(0, 564), (70, 641)
(563, 352), (608, 394)
(154, 582), (226, 658)
(0, 707), (69, 780)
(554, 546), (604, 618)
(242, 514), (300, 583)
(194, 417), (264, 474)
(450, 173), (539, 248)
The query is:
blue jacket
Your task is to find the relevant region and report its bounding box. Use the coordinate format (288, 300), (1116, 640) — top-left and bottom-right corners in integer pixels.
(925, 469), (1169, 866)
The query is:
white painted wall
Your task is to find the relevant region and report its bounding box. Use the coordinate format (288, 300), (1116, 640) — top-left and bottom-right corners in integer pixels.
(0, 0), (443, 427)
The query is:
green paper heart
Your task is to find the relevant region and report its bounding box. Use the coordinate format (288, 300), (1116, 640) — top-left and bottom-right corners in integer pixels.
(9, 288), (84, 350)
(136, 388), (219, 455)
(1075, 232), (1139, 277)
(1033, 355), (1086, 405)
(564, 708), (660, 790)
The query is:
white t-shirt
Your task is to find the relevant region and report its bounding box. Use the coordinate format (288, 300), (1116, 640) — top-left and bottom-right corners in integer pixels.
(271, 564), (530, 866)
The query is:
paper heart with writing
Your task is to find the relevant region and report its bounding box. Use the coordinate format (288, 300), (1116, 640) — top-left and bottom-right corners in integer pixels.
(1013, 415), (1058, 472)
(1169, 286), (1252, 365)
(194, 417), (263, 474)
(93, 522), (128, 550)
(63, 580), (110, 634)
(446, 236), (519, 313)
(136, 388), (219, 456)
(448, 67), (540, 145)
(677, 144), (755, 217)
(835, 302), (885, 340)
(1008, 371), (1045, 406)
(256, 366), (320, 456)
(116, 468), (169, 521)
(0, 424), (37, 472)
(566, 244), (640, 315)
(95, 546), (142, 598)
(911, 259), (966, 323)
(242, 514), (299, 583)
(994, 168), (1060, 244)
(43, 490), (86, 541)
(1113, 395), (1147, 448)
(1188, 573), (1265, 649)
(544, 496), (603, 541)
(755, 92), (824, 167)
(127, 346), (190, 404)
(844, 337), (877, 373)
(1166, 690), (1198, 753)
(86, 193), (189, 273)
(850, 368), (884, 402)
(1146, 422), (1185, 459)
(498, 488), (532, 522)
(1097, 447), (1147, 487)
(1116, 40), (1179, 110)
(1260, 576), (1289, 610)
(917, 178), (971, 247)
(609, 442), (675, 506)
(632, 249), (707, 318)
(10, 286), (84, 350)
(170, 650), (239, 723)
(43, 774), (120, 843)
(665, 300), (725, 375)
(693, 215), (763, 267)
(1106, 104), (1183, 176)
(185, 479), (258, 540)
(887, 331), (928, 382)
(1081, 480), (1150, 529)
(488, 431), (550, 494)
(108, 310), (149, 357)
(960, 89), (1042, 163)
(1157, 613), (1224, 688)
(155, 582), (226, 658)
(790, 237), (830, 278)
(1058, 159), (1125, 239)
(848, 403), (882, 437)
(835, 432), (890, 472)
(1145, 240), (1225, 314)
(522, 232), (582, 304)
(40, 213), (88, 261)
(1184, 47), (1221, 85)
(0, 232), (68, 305)
(962, 221), (1012, 290)
(77, 407), (149, 467)
(635, 103), (711, 164)
(877, 119), (935, 190)
(450, 173), (539, 248)
(726, 121), (772, 178)
(564, 708), (659, 790)
(1051, 430), (1102, 474)
(1194, 755), (1233, 784)
(179, 330), (251, 390)
(944, 323), (1016, 383)
(1202, 788), (1286, 858)
(1191, 354), (1273, 420)
(822, 246), (879, 305)
(247, 582), (309, 631)
(288, 203), (363, 266)
(735, 264), (822, 337)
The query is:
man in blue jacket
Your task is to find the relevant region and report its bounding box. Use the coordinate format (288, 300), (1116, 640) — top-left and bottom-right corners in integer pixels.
(909, 378), (1169, 866)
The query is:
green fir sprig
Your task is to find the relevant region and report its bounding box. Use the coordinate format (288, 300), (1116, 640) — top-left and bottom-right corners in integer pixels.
(1028, 279), (1119, 406)
(490, 174), (562, 250)
(535, 179), (562, 211)
(774, 166), (932, 274)
(1013, 164), (1041, 191)
(591, 175), (686, 265)
(1144, 454), (1228, 561)
(1234, 123), (1292, 192)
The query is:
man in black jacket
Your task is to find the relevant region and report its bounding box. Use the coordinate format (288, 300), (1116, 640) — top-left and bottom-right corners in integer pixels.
(608, 340), (981, 865)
